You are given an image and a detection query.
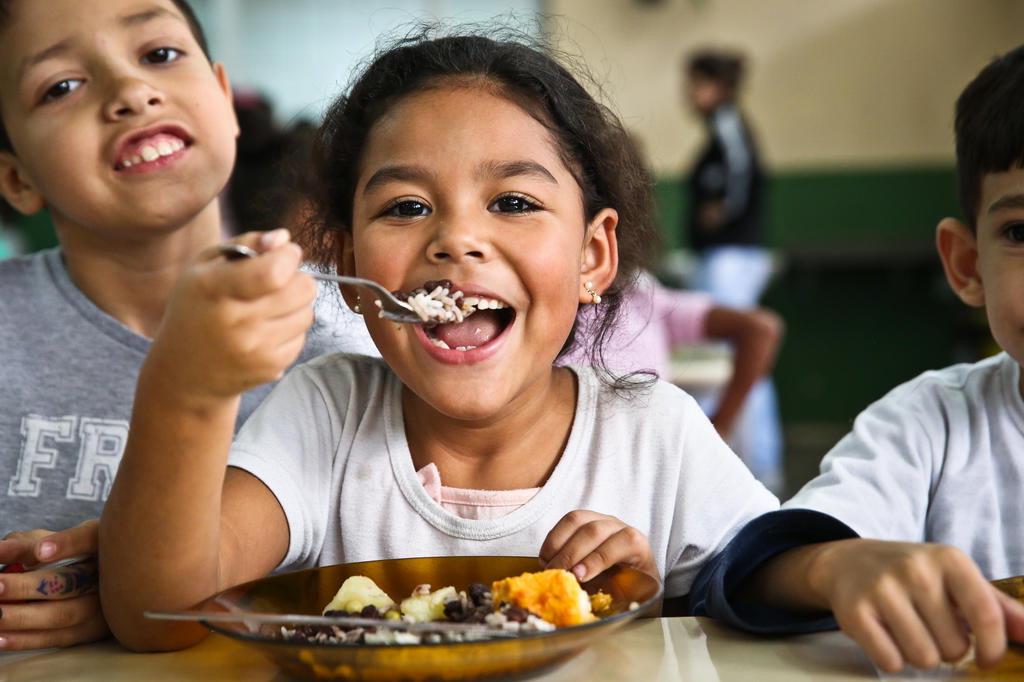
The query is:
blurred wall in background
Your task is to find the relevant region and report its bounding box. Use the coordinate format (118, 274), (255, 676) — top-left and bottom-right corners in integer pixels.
(549, 0), (1024, 171)
(191, 0), (541, 123)
(546, 0), (1019, 484)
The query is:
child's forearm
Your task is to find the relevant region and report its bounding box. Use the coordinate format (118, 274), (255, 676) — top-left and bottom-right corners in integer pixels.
(708, 308), (783, 435)
(739, 540), (849, 612)
(99, 361), (239, 651)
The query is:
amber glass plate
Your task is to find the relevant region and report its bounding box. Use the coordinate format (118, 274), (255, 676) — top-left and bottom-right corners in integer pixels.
(196, 556), (662, 681)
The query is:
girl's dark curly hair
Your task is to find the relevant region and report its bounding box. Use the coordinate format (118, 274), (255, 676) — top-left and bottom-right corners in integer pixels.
(300, 26), (659, 390)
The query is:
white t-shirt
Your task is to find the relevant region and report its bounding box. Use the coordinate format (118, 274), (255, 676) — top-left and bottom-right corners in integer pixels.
(228, 354), (779, 597)
(784, 352), (1024, 580)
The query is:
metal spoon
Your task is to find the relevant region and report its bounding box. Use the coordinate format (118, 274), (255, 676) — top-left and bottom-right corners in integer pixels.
(217, 243), (422, 324)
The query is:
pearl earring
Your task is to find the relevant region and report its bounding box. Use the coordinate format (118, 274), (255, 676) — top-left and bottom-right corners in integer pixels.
(584, 281), (602, 304)
(353, 296), (362, 315)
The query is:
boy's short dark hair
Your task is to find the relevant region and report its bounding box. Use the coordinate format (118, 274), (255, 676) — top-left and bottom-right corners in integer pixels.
(955, 44), (1024, 230)
(0, 0), (210, 155)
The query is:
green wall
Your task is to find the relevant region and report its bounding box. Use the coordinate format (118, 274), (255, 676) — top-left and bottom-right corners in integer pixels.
(7, 210), (58, 254)
(655, 166), (959, 250)
(658, 165), (976, 426)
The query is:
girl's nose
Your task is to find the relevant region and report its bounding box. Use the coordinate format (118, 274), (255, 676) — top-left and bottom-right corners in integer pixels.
(103, 77), (165, 121)
(426, 221), (491, 264)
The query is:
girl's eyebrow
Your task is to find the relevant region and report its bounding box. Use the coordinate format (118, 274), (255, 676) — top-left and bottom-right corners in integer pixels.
(362, 164), (436, 194)
(479, 160), (558, 185)
(362, 159), (558, 195)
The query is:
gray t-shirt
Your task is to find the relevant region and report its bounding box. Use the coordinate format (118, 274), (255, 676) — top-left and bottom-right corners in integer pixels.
(0, 248), (378, 536)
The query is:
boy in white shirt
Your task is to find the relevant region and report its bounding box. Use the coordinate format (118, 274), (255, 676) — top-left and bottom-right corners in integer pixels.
(692, 44), (1024, 672)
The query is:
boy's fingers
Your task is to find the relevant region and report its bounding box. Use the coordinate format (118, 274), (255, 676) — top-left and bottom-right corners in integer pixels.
(0, 617), (109, 651)
(0, 594), (99, 630)
(2, 529), (51, 543)
(875, 590), (941, 669)
(34, 520), (98, 565)
(911, 589), (971, 662)
(838, 607), (904, 673)
(997, 591), (1024, 644)
(0, 561), (97, 601)
(538, 511), (606, 563)
(948, 573), (1006, 668)
(0, 538), (41, 567)
(543, 519), (621, 579)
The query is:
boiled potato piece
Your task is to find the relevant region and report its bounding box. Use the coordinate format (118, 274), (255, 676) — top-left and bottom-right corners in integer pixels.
(400, 585), (458, 622)
(322, 576), (396, 615)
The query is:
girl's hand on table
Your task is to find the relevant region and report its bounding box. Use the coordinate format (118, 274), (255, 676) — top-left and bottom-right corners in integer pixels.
(810, 539), (1024, 672)
(0, 520), (107, 650)
(145, 229), (317, 411)
(539, 510), (660, 583)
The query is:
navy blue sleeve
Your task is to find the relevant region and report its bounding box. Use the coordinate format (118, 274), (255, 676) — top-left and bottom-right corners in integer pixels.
(688, 509), (859, 634)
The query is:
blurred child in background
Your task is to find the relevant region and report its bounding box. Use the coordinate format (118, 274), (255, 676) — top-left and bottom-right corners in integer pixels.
(562, 271), (782, 440)
(684, 48), (782, 490)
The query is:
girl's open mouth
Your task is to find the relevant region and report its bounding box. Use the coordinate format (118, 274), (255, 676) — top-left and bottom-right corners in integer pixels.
(422, 304), (515, 352)
(399, 280), (516, 362)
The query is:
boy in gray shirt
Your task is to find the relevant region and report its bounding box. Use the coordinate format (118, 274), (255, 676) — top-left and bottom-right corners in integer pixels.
(0, 0), (372, 650)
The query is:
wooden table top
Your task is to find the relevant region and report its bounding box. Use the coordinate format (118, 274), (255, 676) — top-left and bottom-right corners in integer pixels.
(2, 616), (1021, 681)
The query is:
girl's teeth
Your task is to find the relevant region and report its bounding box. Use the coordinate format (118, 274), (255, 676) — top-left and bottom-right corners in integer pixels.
(459, 296), (506, 311)
(156, 141), (173, 156)
(140, 145), (160, 162)
(131, 155), (143, 165)
(427, 336), (477, 352)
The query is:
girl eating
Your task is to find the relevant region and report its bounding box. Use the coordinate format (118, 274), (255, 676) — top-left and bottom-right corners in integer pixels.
(99, 29), (778, 650)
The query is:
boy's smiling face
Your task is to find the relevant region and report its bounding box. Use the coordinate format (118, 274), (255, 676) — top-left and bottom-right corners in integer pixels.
(0, 0), (237, 237)
(938, 166), (1024, 390)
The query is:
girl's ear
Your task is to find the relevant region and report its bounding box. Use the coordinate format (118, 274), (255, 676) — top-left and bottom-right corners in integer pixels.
(0, 152), (45, 215)
(936, 217), (984, 307)
(336, 230), (362, 312)
(579, 208), (619, 303)
(213, 62), (240, 140)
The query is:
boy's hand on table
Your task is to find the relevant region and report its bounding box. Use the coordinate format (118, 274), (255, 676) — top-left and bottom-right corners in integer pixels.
(146, 229), (317, 410)
(809, 539), (1024, 672)
(539, 510), (659, 583)
(0, 520), (107, 650)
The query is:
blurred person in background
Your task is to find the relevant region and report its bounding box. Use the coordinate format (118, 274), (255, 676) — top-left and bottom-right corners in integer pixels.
(222, 93), (375, 354)
(563, 132), (784, 442)
(223, 90), (307, 236)
(561, 269), (783, 440)
(684, 48), (783, 491)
